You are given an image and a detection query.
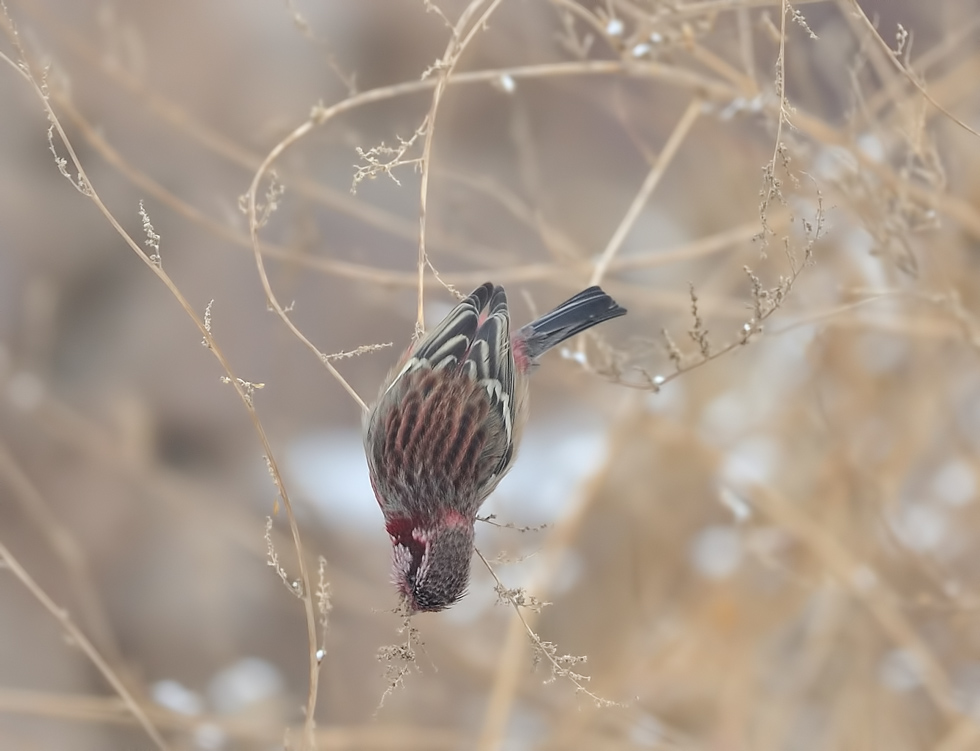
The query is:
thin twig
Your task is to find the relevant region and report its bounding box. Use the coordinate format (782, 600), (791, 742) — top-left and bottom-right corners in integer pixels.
(0, 542), (169, 751)
(416, 0), (506, 334)
(590, 96), (703, 286)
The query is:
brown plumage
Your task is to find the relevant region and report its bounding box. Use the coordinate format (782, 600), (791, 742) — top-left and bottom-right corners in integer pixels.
(364, 282), (626, 612)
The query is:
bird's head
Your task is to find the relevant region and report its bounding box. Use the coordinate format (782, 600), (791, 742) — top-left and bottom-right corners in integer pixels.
(386, 513), (475, 613)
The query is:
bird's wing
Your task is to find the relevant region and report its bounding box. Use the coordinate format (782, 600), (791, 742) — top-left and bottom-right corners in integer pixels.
(464, 285), (517, 487)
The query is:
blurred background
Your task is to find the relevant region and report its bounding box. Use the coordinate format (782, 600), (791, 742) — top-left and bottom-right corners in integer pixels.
(2, 0), (980, 748)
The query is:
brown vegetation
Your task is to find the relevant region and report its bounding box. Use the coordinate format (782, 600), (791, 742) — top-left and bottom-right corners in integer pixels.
(1, 1), (979, 749)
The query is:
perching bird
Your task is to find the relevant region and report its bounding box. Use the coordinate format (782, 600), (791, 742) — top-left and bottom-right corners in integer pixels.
(363, 283), (626, 612)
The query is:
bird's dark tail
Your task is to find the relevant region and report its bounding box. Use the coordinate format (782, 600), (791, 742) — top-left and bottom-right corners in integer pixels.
(516, 286), (626, 361)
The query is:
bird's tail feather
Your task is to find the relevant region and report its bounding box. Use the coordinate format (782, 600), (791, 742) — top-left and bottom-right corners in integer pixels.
(517, 286), (626, 360)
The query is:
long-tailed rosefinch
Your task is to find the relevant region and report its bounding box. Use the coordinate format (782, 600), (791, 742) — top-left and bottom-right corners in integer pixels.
(364, 282), (626, 612)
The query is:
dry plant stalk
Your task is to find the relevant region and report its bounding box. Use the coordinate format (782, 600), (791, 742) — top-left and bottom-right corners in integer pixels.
(2, 0), (980, 749)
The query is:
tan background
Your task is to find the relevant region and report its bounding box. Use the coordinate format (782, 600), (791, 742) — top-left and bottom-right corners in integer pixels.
(1, 0), (980, 749)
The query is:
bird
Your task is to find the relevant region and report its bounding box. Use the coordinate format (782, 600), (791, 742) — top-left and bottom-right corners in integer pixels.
(363, 282), (626, 612)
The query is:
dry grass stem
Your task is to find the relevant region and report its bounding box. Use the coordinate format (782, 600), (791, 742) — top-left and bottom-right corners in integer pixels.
(3, 0), (980, 748)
